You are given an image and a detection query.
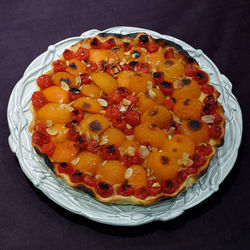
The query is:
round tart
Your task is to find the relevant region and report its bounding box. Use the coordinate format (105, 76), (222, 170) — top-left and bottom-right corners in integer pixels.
(29, 32), (225, 205)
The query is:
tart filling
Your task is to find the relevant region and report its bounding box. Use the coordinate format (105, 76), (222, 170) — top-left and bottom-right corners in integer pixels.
(29, 32), (225, 205)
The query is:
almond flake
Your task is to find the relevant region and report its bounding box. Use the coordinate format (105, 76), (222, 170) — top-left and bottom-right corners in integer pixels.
(167, 127), (175, 136)
(119, 105), (127, 112)
(122, 99), (131, 106)
(146, 168), (152, 177)
(46, 120), (53, 127)
(66, 60), (69, 66)
(71, 157), (80, 165)
(124, 51), (130, 56)
(58, 98), (64, 104)
(139, 145), (149, 159)
(126, 123), (132, 129)
(147, 81), (153, 86)
(89, 93), (95, 98)
(125, 168), (133, 179)
(127, 146), (135, 156)
(93, 134), (99, 141)
(75, 76), (81, 86)
(119, 61), (125, 66)
(100, 136), (108, 145)
(46, 127), (58, 135)
(202, 115), (215, 123)
(102, 160), (107, 166)
(173, 80), (183, 89)
(141, 48), (147, 52)
(97, 98), (108, 107)
(67, 106), (74, 112)
(156, 85), (160, 89)
(100, 110), (106, 115)
(152, 182), (160, 188)
(61, 81), (70, 91)
(126, 135), (134, 140)
(85, 131), (90, 142)
(148, 89), (156, 99)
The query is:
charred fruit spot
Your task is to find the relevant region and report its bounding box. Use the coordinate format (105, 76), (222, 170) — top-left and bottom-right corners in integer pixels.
(165, 60), (174, 66)
(149, 124), (157, 129)
(73, 170), (83, 176)
(170, 121), (178, 130)
(139, 35), (149, 44)
(161, 156), (169, 164)
(61, 162), (68, 167)
(181, 78), (191, 86)
(60, 78), (71, 85)
(89, 120), (102, 132)
(69, 63), (77, 69)
(195, 71), (205, 79)
(129, 61), (138, 66)
(70, 88), (81, 93)
(106, 144), (116, 153)
(83, 102), (91, 108)
(73, 109), (79, 115)
(99, 182), (110, 190)
(131, 50), (140, 58)
(188, 120), (202, 131)
(183, 98), (190, 105)
(148, 109), (158, 116)
(153, 72), (162, 78)
(77, 185), (95, 197)
(91, 38), (98, 46)
(166, 180), (174, 188)
(203, 103), (211, 112)
(160, 81), (172, 88)
(123, 42), (130, 48)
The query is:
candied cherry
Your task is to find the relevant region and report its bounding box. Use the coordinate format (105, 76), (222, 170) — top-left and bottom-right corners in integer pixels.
(134, 186), (148, 200)
(117, 181), (134, 196)
(147, 43), (159, 53)
(75, 47), (90, 61)
(125, 111), (141, 126)
(162, 179), (179, 194)
(90, 37), (103, 49)
(164, 99), (175, 111)
(147, 179), (162, 196)
(52, 60), (67, 72)
(80, 73), (92, 85)
(57, 162), (74, 175)
(101, 144), (120, 160)
(77, 135), (88, 149)
(121, 42), (132, 52)
(68, 88), (83, 101)
(103, 38), (116, 49)
(105, 106), (122, 120)
(32, 91), (47, 108)
(32, 130), (50, 146)
(164, 48), (175, 59)
(120, 154), (133, 167)
(63, 49), (75, 60)
(37, 74), (53, 89)
(71, 108), (84, 123)
(209, 124), (222, 139)
(112, 117), (127, 130)
(201, 84), (214, 94)
(40, 142), (56, 156)
(95, 181), (114, 198)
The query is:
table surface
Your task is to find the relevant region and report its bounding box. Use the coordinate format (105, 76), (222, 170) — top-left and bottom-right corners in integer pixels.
(1, 0), (249, 249)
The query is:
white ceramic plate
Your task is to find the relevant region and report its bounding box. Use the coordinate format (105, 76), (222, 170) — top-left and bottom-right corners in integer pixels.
(7, 26), (242, 226)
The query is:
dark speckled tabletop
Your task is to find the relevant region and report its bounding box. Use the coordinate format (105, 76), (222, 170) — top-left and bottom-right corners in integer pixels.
(1, 0), (249, 249)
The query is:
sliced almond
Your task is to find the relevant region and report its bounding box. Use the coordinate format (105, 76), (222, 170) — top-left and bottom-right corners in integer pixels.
(151, 147), (158, 152)
(46, 120), (53, 128)
(46, 127), (58, 136)
(124, 51), (130, 56)
(89, 93), (95, 98)
(100, 136), (108, 145)
(126, 135), (134, 140)
(75, 76), (81, 86)
(147, 81), (153, 86)
(93, 134), (99, 141)
(148, 89), (156, 99)
(173, 80), (183, 89)
(127, 146), (135, 156)
(97, 98), (108, 107)
(61, 81), (70, 91)
(125, 168), (133, 179)
(122, 99), (131, 106)
(119, 105), (127, 112)
(167, 127), (176, 136)
(67, 106), (74, 112)
(139, 145), (149, 159)
(126, 123), (132, 129)
(146, 168), (152, 177)
(71, 157), (80, 165)
(58, 98), (64, 104)
(152, 182), (160, 188)
(85, 131), (90, 142)
(202, 115), (215, 123)
(102, 160), (107, 166)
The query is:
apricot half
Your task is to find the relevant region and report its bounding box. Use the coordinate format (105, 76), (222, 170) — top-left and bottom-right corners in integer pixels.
(96, 160), (126, 185)
(173, 98), (203, 120)
(134, 123), (166, 149)
(141, 105), (172, 128)
(146, 151), (181, 181)
(37, 103), (71, 124)
(162, 134), (195, 159)
(101, 127), (126, 147)
(42, 86), (68, 104)
(127, 165), (147, 189)
(74, 151), (102, 175)
(73, 97), (103, 113)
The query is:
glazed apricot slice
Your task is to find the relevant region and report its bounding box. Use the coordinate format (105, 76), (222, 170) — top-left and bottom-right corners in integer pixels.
(73, 97), (103, 113)
(148, 52), (165, 69)
(101, 127), (126, 147)
(96, 160), (126, 185)
(172, 78), (201, 101)
(37, 103), (71, 124)
(117, 71), (154, 95)
(53, 72), (76, 88)
(126, 165), (147, 190)
(119, 139), (140, 155)
(141, 105), (172, 128)
(74, 151), (102, 175)
(158, 59), (185, 83)
(162, 134), (195, 159)
(173, 98), (203, 120)
(146, 151), (181, 181)
(79, 114), (111, 138)
(80, 83), (102, 98)
(138, 88), (165, 113)
(42, 86), (68, 104)
(66, 58), (86, 77)
(91, 72), (118, 95)
(51, 140), (79, 162)
(50, 124), (68, 144)
(89, 49), (109, 65)
(181, 120), (210, 145)
(134, 123), (166, 149)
